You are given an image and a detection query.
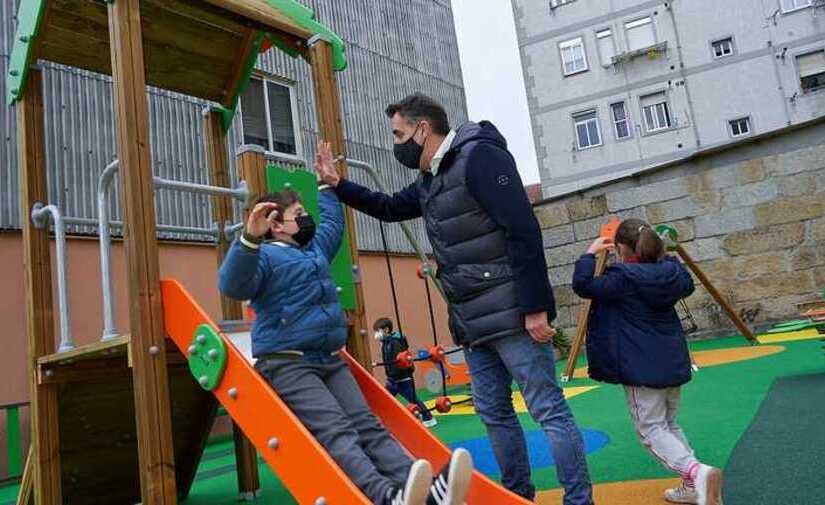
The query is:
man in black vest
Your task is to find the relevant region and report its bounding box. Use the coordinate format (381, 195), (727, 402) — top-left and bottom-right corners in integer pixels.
(314, 94), (593, 504)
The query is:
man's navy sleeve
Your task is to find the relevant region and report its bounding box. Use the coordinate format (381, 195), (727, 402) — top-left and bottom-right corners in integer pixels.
(334, 178), (422, 222)
(465, 143), (556, 318)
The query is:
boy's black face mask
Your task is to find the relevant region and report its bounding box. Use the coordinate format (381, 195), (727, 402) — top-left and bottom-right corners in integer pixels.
(292, 214), (316, 247)
(393, 124), (424, 169)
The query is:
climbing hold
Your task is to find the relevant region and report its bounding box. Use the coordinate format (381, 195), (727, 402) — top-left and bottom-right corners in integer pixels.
(228, 387), (238, 399)
(435, 396), (452, 414)
(406, 403), (422, 418)
(284, 182), (292, 189)
(188, 324), (228, 391)
(655, 224), (679, 251)
(268, 437), (279, 449)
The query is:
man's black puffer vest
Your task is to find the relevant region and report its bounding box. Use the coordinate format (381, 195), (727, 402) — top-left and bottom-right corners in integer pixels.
(417, 122), (523, 347)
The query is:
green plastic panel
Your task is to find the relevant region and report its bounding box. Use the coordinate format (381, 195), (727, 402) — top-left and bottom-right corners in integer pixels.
(266, 164), (357, 310)
(264, 0), (347, 71)
(188, 324), (228, 391)
(655, 224), (679, 251)
(6, 406), (21, 477)
(6, 0), (48, 105)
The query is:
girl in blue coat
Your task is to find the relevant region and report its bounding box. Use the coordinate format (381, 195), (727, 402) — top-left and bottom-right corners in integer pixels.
(572, 218), (722, 505)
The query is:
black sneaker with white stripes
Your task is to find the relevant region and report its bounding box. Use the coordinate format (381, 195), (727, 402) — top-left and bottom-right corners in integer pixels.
(389, 459), (432, 505)
(426, 448), (473, 505)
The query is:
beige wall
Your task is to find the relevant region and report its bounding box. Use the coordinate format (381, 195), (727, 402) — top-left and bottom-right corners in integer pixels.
(0, 233), (450, 406)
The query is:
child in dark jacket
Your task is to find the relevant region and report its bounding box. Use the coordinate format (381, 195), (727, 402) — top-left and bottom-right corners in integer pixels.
(572, 218), (722, 505)
(218, 154), (472, 505)
(373, 318), (436, 428)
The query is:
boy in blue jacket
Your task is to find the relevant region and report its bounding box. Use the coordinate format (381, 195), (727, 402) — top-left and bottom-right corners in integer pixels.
(572, 218), (722, 505)
(218, 150), (472, 505)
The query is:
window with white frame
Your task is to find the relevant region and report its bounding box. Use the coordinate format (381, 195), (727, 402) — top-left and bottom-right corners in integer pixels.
(560, 37), (588, 76)
(611, 102), (632, 139)
(797, 50), (825, 93)
(240, 76), (299, 155)
(781, 0), (812, 13)
(640, 93), (672, 132)
(729, 117), (751, 137)
(596, 28), (616, 66)
(573, 110), (602, 149)
(550, 0), (576, 8)
(625, 17), (655, 52)
(711, 38), (734, 59)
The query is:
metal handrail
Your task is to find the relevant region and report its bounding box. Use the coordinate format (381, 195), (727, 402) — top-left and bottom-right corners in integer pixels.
(31, 203), (74, 352)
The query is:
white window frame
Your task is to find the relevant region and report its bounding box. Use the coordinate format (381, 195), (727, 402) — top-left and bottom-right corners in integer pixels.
(240, 74), (303, 157)
(640, 94), (672, 133)
(780, 0), (812, 13)
(610, 101), (632, 140)
(596, 28), (616, 67)
(559, 37), (588, 76)
(572, 110), (603, 150)
(711, 37), (735, 59)
(550, 0), (576, 9)
(796, 49), (825, 94)
(728, 116), (752, 138)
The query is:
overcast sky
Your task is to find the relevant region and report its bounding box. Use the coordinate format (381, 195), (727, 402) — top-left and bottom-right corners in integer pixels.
(451, 0), (541, 185)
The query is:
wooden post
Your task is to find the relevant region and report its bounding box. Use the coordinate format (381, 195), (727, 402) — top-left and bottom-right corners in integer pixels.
(561, 250), (609, 382)
(18, 67), (62, 505)
(16, 448), (34, 505)
(107, 1), (177, 503)
(308, 39), (372, 369)
(675, 244), (757, 343)
(204, 110), (260, 498)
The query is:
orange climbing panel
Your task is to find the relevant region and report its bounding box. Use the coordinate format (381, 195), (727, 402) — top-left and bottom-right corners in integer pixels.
(160, 278), (529, 505)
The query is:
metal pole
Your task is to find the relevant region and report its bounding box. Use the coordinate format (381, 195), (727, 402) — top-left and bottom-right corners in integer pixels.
(152, 176), (250, 204)
(98, 160), (120, 340)
(31, 203), (74, 352)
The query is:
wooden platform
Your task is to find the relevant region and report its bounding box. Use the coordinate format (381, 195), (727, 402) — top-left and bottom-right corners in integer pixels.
(36, 337), (217, 504)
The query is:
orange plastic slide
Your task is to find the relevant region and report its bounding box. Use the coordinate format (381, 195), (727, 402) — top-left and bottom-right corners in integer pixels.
(161, 279), (529, 505)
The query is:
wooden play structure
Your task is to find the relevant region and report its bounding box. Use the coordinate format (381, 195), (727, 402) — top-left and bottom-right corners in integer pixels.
(10, 1), (532, 504)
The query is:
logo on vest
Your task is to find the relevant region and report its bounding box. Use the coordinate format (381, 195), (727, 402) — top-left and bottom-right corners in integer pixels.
(497, 175), (511, 186)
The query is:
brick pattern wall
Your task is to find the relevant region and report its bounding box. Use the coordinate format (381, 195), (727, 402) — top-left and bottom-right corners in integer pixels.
(534, 123), (825, 339)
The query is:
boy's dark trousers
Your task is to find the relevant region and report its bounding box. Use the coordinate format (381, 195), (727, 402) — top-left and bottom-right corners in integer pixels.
(387, 377), (433, 421)
(256, 353), (413, 504)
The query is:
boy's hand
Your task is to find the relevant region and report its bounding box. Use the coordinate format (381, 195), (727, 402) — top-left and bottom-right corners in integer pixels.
(314, 140), (341, 187)
(587, 237), (614, 255)
(525, 311), (556, 343)
(246, 202), (279, 238)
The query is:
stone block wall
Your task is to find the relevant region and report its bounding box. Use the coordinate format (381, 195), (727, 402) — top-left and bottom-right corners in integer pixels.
(534, 120), (825, 339)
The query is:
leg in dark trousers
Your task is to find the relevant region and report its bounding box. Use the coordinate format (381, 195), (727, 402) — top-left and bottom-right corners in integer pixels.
(256, 357), (412, 503)
(394, 378), (433, 421)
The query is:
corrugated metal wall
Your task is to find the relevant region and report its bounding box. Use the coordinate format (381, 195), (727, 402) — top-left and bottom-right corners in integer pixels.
(0, 0), (467, 252)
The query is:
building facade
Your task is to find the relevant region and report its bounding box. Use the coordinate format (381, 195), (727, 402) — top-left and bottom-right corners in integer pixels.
(0, 0), (468, 253)
(513, 0), (825, 197)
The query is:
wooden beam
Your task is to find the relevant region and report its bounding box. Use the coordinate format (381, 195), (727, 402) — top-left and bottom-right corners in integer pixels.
(204, 0), (313, 39)
(107, 1), (177, 503)
(561, 250), (609, 382)
(205, 109), (260, 497)
(221, 28), (258, 108)
(16, 447), (34, 505)
(18, 67), (62, 505)
(308, 40), (372, 370)
(675, 244), (757, 343)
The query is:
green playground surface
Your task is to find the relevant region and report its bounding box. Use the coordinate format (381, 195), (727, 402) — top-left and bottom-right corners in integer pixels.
(2, 334), (823, 505)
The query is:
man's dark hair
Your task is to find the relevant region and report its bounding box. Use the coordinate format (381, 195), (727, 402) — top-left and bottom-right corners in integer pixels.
(253, 190), (300, 239)
(373, 317), (393, 332)
(385, 93), (450, 135)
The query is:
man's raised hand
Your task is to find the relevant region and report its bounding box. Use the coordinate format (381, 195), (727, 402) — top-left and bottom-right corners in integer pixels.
(314, 140), (341, 187)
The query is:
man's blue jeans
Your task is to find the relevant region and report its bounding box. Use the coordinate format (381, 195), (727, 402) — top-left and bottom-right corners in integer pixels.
(465, 332), (593, 504)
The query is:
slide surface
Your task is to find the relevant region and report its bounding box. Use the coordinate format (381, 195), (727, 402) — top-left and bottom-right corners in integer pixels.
(160, 279), (528, 505)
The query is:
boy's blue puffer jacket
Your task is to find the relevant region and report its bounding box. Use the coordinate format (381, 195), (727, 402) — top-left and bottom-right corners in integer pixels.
(218, 189), (348, 358)
(572, 254), (695, 388)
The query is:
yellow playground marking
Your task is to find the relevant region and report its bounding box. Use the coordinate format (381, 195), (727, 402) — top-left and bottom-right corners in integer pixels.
(536, 477), (682, 504)
(570, 344), (788, 378)
(425, 386), (599, 417)
(757, 328), (822, 344)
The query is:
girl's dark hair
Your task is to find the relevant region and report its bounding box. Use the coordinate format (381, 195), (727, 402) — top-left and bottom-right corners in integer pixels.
(373, 317), (393, 332)
(253, 190), (300, 239)
(615, 218), (664, 263)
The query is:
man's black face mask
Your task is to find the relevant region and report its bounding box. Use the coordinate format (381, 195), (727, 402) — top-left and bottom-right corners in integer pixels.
(393, 124), (424, 169)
